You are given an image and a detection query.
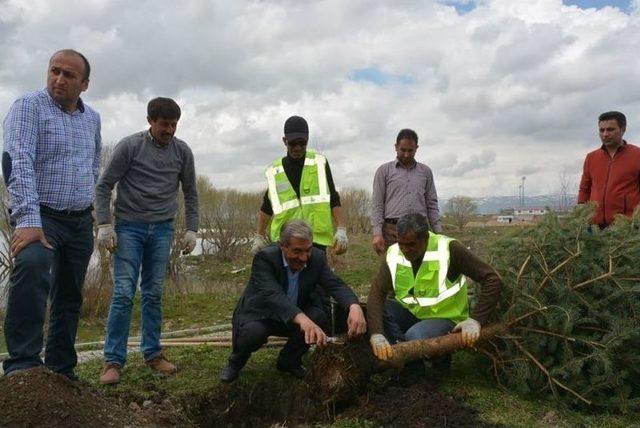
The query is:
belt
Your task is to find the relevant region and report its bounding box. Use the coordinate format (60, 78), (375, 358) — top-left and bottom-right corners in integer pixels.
(40, 204), (93, 217)
(384, 218), (399, 224)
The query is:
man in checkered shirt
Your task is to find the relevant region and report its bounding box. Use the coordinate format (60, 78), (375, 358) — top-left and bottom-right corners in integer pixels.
(371, 129), (442, 255)
(2, 49), (101, 380)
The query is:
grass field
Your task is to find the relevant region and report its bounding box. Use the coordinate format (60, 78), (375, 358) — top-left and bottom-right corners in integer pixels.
(2, 229), (640, 426)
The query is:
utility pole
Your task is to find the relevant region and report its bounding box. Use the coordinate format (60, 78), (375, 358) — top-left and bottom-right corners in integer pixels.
(518, 184), (522, 208)
(521, 176), (526, 207)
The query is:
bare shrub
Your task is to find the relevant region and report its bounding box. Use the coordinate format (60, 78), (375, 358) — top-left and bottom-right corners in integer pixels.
(80, 246), (113, 319)
(341, 188), (371, 234)
(80, 144), (117, 318)
(0, 183), (13, 303)
(198, 176), (261, 261)
(444, 196), (478, 230)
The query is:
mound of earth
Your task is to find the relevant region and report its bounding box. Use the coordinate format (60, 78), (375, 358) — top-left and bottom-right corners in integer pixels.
(340, 379), (504, 428)
(0, 367), (192, 427)
(0, 366), (499, 427)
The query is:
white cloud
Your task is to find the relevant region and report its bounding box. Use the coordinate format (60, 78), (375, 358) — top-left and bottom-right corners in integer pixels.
(1, 0), (638, 199)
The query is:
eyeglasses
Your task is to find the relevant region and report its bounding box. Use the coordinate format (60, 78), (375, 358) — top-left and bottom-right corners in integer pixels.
(287, 139), (308, 147)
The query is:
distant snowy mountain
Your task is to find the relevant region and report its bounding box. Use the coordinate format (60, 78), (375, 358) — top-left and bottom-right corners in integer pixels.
(440, 195), (578, 215)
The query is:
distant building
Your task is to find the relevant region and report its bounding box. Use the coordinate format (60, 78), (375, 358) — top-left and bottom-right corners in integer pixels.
(497, 215), (514, 223)
(514, 206), (548, 216)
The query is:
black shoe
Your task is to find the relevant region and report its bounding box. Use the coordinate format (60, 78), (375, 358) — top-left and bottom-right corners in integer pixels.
(276, 363), (306, 379)
(61, 371), (79, 382)
(219, 362), (240, 383)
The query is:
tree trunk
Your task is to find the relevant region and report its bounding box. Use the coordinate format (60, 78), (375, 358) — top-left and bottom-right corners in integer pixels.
(386, 323), (506, 368)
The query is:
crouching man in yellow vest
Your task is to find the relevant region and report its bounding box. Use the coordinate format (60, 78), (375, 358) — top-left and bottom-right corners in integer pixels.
(251, 116), (348, 255)
(366, 213), (502, 384)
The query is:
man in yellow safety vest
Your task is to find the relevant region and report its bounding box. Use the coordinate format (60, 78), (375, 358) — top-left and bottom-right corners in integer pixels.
(251, 116), (348, 255)
(366, 213), (502, 384)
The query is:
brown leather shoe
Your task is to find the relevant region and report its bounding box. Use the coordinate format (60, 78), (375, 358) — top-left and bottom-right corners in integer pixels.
(100, 362), (122, 385)
(145, 355), (177, 376)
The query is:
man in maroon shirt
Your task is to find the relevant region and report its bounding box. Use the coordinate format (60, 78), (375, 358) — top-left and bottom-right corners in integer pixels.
(578, 111), (640, 228)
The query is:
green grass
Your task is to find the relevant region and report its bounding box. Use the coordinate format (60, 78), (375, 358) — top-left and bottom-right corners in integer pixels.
(4, 230), (640, 426)
(332, 233), (382, 296)
(1, 292), (240, 353)
(75, 344), (639, 427)
(77, 345), (301, 394)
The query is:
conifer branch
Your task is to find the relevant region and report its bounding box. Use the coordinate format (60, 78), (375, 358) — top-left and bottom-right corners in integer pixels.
(506, 306), (548, 327)
(511, 339), (592, 405)
(534, 251), (580, 296)
(573, 256), (614, 290)
(515, 255), (531, 287)
(517, 327), (606, 349)
(518, 327), (576, 342)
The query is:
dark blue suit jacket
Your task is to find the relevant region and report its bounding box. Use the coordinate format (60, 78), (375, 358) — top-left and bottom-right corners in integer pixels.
(232, 244), (359, 327)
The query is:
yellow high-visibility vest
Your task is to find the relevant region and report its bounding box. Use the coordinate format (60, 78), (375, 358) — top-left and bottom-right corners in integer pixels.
(266, 150), (333, 246)
(386, 233), (469, 323)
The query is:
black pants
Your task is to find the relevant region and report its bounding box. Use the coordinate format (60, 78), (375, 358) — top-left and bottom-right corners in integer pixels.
(3, 211), (94, 376)
(229, 306), (329, 370)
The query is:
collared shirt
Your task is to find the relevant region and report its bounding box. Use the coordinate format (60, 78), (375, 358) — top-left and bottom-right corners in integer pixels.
(371, 158), (442, 235)
(2, 88), (101, 227)
(282, 252), (305, 304)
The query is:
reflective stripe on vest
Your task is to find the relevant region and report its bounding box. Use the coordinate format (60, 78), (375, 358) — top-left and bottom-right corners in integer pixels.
(265, 150), (334, 245)
(265, 151), (330, 215)
(386, 235), (466, 307)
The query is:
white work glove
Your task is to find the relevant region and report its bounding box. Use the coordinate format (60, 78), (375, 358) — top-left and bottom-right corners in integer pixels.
(97, 224), (117, 253)
(332, 227), (348, 255)
(250, 233), (268, 255)
(452, 318), (481, 346)
(181, 230), (197, 255)
(369, 333), (393, 361)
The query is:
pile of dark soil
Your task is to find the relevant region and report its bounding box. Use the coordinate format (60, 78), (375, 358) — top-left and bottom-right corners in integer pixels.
(341, 379), (504, 428)
(184, 367), (499, 427)
(0, 365), (499, 427)
(0, 367), (192, 427)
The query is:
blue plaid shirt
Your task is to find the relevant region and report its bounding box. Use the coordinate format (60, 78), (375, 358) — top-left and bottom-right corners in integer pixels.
(2, 88), (101, 228)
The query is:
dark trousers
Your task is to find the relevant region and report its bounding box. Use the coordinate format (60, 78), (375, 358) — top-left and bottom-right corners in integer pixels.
(3, 211), (94, 376)
(382, 222), (399, 249)
(383, 299), (455, 374)
(229, 306), (329, 370)
(311, 243), (334, 328)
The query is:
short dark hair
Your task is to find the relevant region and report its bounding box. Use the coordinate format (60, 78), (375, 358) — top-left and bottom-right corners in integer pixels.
(51, 49), (91, 80)
(396, 213), (430, 240)
(598, 111), (626, 129)
(147, 97), (181, 121)
(396, 128), (418, 145)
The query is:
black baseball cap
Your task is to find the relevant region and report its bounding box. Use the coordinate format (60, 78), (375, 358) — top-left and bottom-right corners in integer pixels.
(284, 116), (309, 141)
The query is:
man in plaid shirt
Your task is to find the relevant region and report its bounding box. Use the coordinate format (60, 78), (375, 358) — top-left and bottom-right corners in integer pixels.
(2, 49), (101, 380)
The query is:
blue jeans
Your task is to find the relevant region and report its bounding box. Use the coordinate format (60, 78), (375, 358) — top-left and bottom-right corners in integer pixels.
(103, 219), (174, 366)
(383, 299), (455, 375)
(3, 211), (94, 376)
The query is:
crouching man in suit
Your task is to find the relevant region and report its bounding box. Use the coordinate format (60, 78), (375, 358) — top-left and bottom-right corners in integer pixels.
(220, 219), (367, 382)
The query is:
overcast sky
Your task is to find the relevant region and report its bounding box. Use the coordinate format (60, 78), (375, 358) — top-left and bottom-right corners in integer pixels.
(1, 0), (639, 198)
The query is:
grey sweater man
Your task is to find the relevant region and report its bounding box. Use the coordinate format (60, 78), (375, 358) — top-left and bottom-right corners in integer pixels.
(95, 130), (199, 231)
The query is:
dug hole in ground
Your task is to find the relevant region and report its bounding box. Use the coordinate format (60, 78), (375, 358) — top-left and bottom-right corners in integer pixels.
(0, 336), (501, 428)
